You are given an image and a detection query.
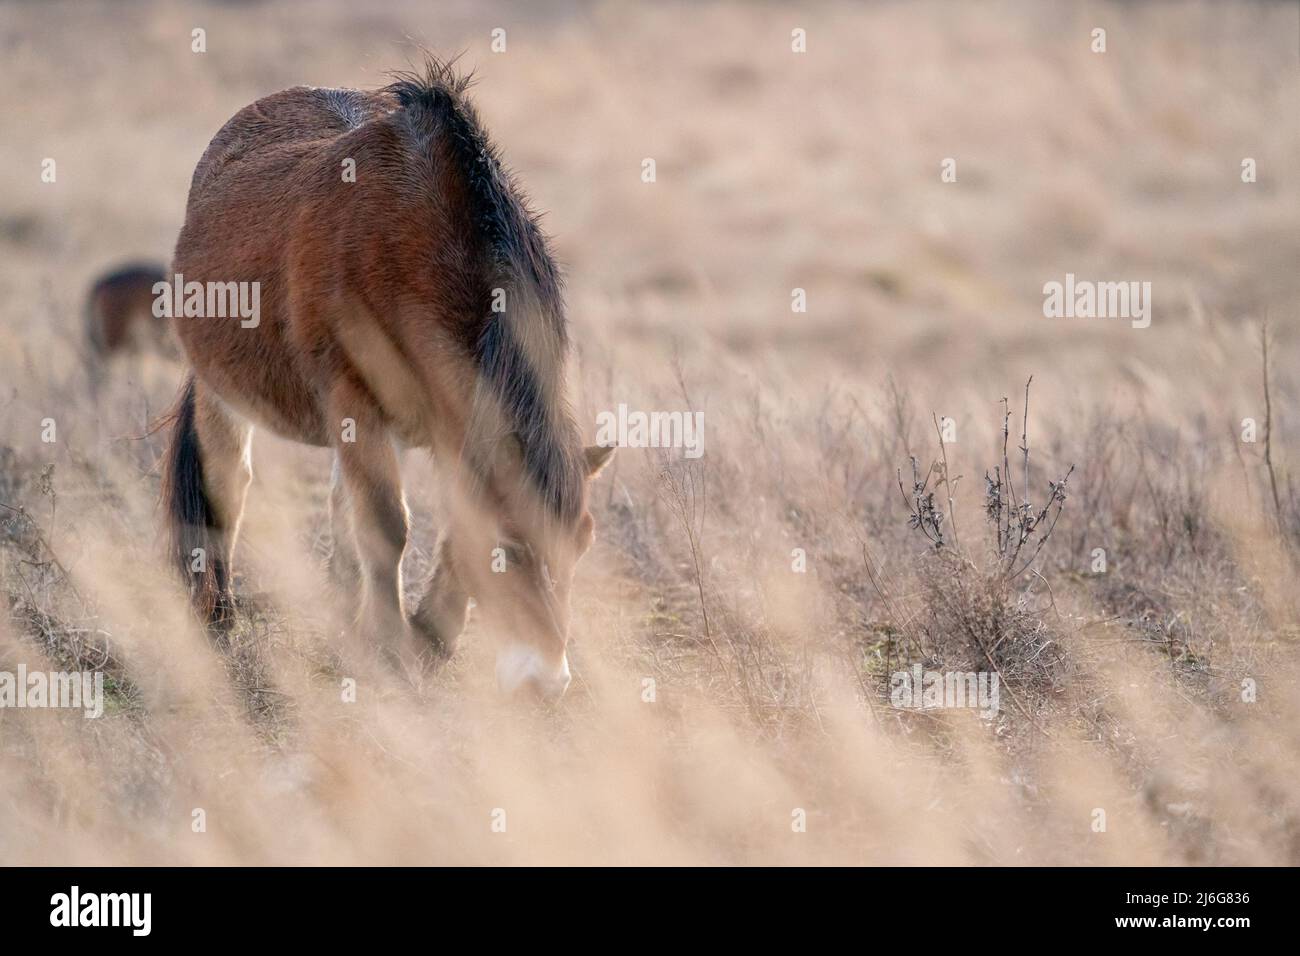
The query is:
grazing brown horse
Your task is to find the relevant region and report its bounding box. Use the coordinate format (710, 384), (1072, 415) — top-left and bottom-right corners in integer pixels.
(161, 60), (613, 699)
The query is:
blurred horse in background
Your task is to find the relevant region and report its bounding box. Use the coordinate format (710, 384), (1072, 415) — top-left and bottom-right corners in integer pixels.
(83, 261), (177, 393)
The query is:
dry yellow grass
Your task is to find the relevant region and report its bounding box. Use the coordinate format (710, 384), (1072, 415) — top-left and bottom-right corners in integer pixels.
(0, 0), (1297, 865)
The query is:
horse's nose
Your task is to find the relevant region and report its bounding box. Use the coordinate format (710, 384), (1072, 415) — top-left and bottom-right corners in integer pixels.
(522, 669), (571, 702)
(496, 644), (571, 701)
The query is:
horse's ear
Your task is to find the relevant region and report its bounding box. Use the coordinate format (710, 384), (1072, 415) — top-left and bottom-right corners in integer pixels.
(583, 445), (616, 479)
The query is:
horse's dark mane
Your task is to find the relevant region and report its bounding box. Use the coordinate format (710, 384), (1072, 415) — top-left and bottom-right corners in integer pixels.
(384, 57), (584, 526)
(383, 57), (565, 326)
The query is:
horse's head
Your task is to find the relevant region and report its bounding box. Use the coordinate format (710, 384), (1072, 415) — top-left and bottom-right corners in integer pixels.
(450, 444), (615, 700)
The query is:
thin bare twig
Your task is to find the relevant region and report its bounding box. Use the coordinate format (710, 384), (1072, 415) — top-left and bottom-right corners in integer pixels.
(1261, 321), (1284, 532)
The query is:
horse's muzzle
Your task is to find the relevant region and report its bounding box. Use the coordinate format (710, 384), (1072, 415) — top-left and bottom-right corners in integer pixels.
(496, 643), (571, 701)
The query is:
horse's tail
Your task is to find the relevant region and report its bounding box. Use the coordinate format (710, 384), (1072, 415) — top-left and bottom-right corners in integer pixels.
(160, 374), (231, 627)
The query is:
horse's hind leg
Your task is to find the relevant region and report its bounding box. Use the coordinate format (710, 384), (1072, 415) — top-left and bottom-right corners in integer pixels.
(163, 375), (253, 629)
(192, 388), (253, 624)
(327, 382), (412, 660)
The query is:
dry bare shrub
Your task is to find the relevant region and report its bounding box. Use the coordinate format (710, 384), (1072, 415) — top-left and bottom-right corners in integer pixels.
(872, 381), (1074, 725)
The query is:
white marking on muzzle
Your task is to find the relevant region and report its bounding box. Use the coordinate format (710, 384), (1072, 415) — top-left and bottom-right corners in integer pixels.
(496, 643), (571, 700)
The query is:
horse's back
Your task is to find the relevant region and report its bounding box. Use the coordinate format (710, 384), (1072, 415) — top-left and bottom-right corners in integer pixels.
(172, 86), (420, 444)
(188, 87), (389, 197)
(170, 71), (542, 457)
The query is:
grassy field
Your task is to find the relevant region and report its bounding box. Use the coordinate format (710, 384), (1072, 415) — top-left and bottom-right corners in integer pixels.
(1, 0), (1298, 864)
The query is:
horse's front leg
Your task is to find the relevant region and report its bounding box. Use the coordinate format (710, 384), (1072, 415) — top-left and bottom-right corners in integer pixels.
(327, 451), (362, 600)
(327, 383), (414, 663)
(410, 531), (470, 660)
